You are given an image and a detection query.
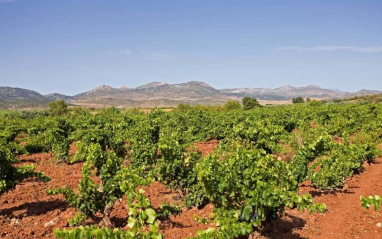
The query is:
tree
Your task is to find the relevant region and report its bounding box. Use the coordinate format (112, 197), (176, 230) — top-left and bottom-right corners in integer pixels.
(176, 103), (192, 112)
(224, 100), (241, 110)
(48, 100), (68, 116)
(242, 97), (260, 110)
(307, 100), (323, 106)
(71, 107), (91, 117)
(292, 97), (305, 104)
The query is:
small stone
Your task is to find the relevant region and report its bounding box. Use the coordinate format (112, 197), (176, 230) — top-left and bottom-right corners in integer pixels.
(9, 218), (19, 226)
(377, 222), (382, 228)
(44, 220), (56, 227)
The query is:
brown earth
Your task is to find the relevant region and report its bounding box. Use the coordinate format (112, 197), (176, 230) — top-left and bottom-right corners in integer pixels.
(0, 152), (82, 238)
(1, 141), (382, 239)
(193, 140), (219, 157)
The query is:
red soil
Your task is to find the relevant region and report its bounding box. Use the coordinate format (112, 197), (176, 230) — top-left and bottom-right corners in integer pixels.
(193, 139), (219, 157)
(1, 141), (382, 239)
(159, 204), (214, 239)
(0, 153), (82, 238)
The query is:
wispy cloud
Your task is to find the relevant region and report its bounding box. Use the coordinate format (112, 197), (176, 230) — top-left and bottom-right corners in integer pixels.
(0, 0), (20, 3)
(105, 49), (174, 60)
(140, 51), (174, 60)
(105, 49), (131, 56)
(275, 45), (382, 53)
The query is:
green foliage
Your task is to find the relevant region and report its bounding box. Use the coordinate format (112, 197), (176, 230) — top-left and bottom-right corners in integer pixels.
(308, 100), (323, 107)
(101, 106), (121, 116)
(184, 182), (208, 208)
(50, 139), (161, 238)
(55, 226), (129, 239)
(289, 135), (333, 183)
(360, 195), (382, 211)
(24, 136), (50, 153)
(176, 103), (192, 112)
(189, 208), (254, 239)
(157, 132), (200, 193)
(67, 212), (87, 227)
(231, 120), (286, 153)
(48, 100), (69, 116)
(224, 100), (241, 111)
(47, 144), (124, 221)
(0, 110), (48, 120)
(127, 120), (159, 168)
(125, 189), (161, 238)
(242, 97), (260, 110)
(24, 117), (72, 160)
(309, 143), (379, 189)
(292, 97), (305, 104)
(3, 100), (382, 239)
(115, 167), (161, 238)
(156, 203), (182, 220)
(54, 225), (162, 239)
(70, 107), (91, 117)
(196, 140), (325, 236)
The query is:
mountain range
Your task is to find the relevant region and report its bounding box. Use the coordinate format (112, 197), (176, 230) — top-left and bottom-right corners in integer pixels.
(0, 81), (380, 109)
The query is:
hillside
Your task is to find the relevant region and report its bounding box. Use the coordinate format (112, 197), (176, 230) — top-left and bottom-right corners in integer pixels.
(0, 87), (50, 109)
(44, 93), (73, 101)
(220, 85), (360, 100)
(0, 87), (47, 101)
(73, 81), (224, 100)
(0, 82), (381, 109)
(71, 81), (231, 107)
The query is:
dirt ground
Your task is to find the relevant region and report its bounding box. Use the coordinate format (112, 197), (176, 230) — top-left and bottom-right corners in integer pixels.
(1, 140), (381, 239)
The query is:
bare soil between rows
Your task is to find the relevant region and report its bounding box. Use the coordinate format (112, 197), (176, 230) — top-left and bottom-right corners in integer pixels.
(1, 140), (381, 239)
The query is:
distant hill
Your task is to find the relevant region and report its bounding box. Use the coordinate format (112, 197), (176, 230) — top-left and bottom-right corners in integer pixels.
(355, 89), (382, 95)
(219, 85), (352, 100)
(0, 82), (381, 109)
(45, 93), (73, 101)
(0, 87), (50, 109)
(71, 81), (231, 107)
(0, 87), (47, 101)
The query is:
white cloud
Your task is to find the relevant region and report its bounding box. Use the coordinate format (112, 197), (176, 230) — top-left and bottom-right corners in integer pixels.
(275, 45), (382, 53)
(104, 49), (174, 60)
(105, 49), (131, 56)
(140, 51), (174, 60)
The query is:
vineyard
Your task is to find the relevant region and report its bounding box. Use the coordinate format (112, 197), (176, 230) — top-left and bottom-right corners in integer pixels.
(1, 102), (382, 238)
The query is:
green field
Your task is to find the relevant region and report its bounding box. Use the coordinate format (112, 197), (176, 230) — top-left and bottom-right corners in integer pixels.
(1, 101), (382, 238)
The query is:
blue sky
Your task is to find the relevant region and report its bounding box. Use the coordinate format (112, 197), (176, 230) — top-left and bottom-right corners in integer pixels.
(0, 0), (381, 95)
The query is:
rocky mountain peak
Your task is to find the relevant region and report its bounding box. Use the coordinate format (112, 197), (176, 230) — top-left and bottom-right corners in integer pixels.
(135, 82), (168, 90)
(305, 85), (322, 89)
(91, 85), (113, 92)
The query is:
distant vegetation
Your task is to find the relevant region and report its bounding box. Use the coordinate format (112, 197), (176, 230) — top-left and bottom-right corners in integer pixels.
(292, 97), (305, 104)
(242, 97), (261, 110)
(0, 99), (50, 110)
(48, 99), (69, 116)
(224, 100), (242, 110)
(342, 93), (382, 104)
